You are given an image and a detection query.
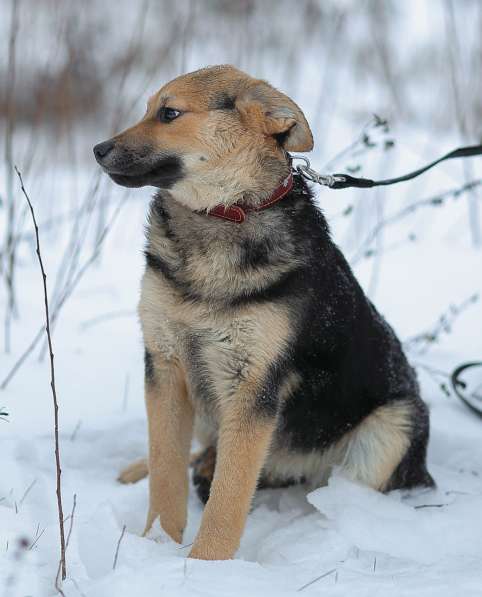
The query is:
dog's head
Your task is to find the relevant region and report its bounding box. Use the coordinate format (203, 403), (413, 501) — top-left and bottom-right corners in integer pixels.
(94, 65), (313, 210)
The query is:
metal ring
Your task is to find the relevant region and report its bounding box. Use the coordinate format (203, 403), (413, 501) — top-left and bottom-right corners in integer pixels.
(291, 155), (311, 169)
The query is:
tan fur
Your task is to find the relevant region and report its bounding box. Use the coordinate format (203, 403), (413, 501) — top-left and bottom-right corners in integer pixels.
(263, 399), (413, 490)
(120, 398), (412, 494)
(143, 358), (193, 543)
(118, 458), (148, 484)
(189, 418), (276, 560)
(139, 235), (292, 555)
(111, 65), (312, 212)
(339, 399), (413, 490)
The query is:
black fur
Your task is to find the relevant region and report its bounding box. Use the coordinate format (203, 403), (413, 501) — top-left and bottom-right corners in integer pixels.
(144, 349), (155, 384)
(108, 155), (185, 189)
(146, 174), (434, 492)
(209, 93), (236, 110)
(192, 472), (212, 505)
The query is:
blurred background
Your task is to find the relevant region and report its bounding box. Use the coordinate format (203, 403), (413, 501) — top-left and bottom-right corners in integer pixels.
(0, 0), (481, 407)
(1, 0), (481, 156)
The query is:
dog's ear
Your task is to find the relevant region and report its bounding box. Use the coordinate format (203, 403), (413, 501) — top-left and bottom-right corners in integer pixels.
(236, 80), (313, 152)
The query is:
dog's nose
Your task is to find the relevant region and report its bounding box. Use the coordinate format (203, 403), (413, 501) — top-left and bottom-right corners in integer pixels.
(93, 140), (115, 162)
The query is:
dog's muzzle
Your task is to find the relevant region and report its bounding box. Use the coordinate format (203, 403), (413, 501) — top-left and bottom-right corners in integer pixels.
(93, 139), (184, 190)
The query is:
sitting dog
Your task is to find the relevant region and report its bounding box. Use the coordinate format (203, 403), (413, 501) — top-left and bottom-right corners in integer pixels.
(94, 65), (434, 560)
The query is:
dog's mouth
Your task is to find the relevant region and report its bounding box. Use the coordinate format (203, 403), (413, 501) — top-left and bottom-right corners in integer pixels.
(103, 156), (184, 189)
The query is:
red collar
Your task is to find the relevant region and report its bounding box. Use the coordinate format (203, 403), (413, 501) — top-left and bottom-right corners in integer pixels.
(206, 171), (293, 223)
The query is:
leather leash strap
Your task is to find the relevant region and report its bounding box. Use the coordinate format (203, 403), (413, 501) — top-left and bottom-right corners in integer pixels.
(322, 144), (482, 189)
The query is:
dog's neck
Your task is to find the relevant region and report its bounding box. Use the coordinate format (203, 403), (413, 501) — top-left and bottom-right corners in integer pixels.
(204, 171), (294, 223)
(145, 177), (311, 305)
(166, 151), (291, 214)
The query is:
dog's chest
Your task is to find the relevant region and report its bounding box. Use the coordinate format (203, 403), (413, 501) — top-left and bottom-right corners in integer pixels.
(140, 264), (290, 408)
(146, 197), (301, 306)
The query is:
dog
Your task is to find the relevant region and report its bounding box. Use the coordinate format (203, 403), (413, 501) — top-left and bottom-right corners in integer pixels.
(93, 64), (434, 561)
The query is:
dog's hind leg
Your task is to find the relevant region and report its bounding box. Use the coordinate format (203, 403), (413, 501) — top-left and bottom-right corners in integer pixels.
(191, 446), (216, 504)
(385, 398), (435, 490)
(336, 398), (417, 491)
(118, 458), (148, 484)
(117, 450), (215, 487)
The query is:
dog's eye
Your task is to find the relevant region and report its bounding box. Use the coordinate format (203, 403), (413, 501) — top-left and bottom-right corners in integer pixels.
(158, 107), (181, 123)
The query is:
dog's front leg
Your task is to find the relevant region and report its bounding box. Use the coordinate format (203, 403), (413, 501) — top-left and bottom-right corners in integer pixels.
(189, 408), (276, 560)
(143, 352), (193, 543)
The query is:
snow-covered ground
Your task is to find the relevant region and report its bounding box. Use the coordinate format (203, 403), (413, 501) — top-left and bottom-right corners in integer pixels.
(1, 133), (482, 596)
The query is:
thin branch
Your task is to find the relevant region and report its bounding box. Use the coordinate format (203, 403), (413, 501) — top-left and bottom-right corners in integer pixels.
(414, 503), (448, 509)
(28, 526), (46, 551)
(0, 196), (126, 390)
(38, 188), (127, 361)
(55, 494), (77, 593)
(351, 180), (482, 265)
(322, 114), (392, 172)
(297, 568), (337, 592)
(113, 525), (127, 570)
(3, 0), (20, 354)
(405, 293), (479, 355)
(18, 479), (37, 507)
(411, 361), (452, 397)
(69, 420), (82, 442)
(79, 309), (135, 331)
(15, 167), (67, 581)
(444, 0), (481, 246)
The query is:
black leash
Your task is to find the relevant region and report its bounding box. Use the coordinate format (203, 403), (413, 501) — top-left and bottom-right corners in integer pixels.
(451, 362), (482, 418)
(293, 144), (482, 190)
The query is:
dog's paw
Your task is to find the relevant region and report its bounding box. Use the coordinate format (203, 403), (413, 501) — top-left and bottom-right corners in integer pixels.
(191, 446), (216, 504)
(144, 518), (179, 544)
(118, 458), (148, 484)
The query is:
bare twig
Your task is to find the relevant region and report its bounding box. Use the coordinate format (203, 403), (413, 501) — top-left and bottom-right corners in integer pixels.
(351, 180), (482, 264)
(297, 568), (337, 592)
(113, 525), (127, 570)
(411, 361), (452, 397)
(15, 167), (67, 581)
(323, 114), (392, 172)
(1, 197), (126, 390)
(445, 0), (481, 247)
(70, 578), (87, 597)
(28, 526), (46, 551)
(79, 309), (135, 331)
(55, 494), (77, 593)
(18, 479), (37, 507)
(405, 293), (479, 355)
(38, 186), (127, 361)
(414, 503), (448, 509)
(3, 0), (20, 354)
(69, 420), (82, 442)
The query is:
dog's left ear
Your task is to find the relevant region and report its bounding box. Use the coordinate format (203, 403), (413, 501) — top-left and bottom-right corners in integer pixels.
(236, 80), (313, 152)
